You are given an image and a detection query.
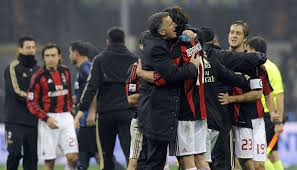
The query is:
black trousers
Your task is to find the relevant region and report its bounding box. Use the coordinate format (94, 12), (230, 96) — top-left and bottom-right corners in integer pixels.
(211, 105), (233, 170)
(98, 109), (133, 170)
(136, 135), (168, 170)
(5, 123), (38, 170)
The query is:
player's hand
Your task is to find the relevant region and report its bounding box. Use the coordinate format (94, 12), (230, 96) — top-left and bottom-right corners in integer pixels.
(218, 92), (230, 105)
(190, 56), (200, 67)
(136, 59), (142, 77)
(47, 117), (59, 129)
(274, 123), (284, 134)
(270, 113), (282, 124)
(74, 111), (83, 129)
(182, 30), (197, 41)
(86, 111), (96, 126)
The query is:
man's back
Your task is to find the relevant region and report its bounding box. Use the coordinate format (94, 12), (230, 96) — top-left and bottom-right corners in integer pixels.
(95, 43), (137, 113)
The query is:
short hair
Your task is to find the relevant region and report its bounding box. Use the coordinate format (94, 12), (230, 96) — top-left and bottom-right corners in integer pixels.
(230, 20), (249, 38)
(148, 12), (169, 36)
(107, 27), (125, 43)
(41, 44), (62, 58)
(163, 6), (188, 36)
(83, 41), (99, 60)
(18, 36), (35, 48)
(247, 36), (267, 54)
(138, 30), (151, 45)
(200, 26), (215, 42)
(70, 40), (89, 56)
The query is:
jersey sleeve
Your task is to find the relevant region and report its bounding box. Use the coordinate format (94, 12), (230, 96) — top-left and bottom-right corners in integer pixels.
(26, 72), (49, 121)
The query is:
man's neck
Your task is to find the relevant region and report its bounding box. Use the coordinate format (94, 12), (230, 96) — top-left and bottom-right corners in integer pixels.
(76, 57), (88, 68)
(229, 45), (244, 52)
(46, 66), (58, 71)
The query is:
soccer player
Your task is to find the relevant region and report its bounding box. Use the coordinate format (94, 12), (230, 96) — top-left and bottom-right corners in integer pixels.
(27, 44), (78, 170)
(77, 27), (138, 170)
(247, 36), (285, 170)
(4, 36), (40, 170)
(69, 41), (99, 170)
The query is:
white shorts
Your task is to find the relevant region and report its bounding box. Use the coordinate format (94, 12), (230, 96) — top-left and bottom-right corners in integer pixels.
(38, 112), (78, 160)
(251, 118), (267, 161)
(129, 118), (143, 159)
(204, 128), (219, 162)
(170, 120), (207, 156)
(234, 118), (267, 161)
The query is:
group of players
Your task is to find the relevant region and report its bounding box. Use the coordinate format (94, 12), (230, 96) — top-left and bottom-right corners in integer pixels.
(125, 6), (285, 170)
(4, 5), (284, 170)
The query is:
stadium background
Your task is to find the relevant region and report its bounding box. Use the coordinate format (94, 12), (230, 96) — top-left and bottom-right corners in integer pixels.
(0, 0), (297, 169)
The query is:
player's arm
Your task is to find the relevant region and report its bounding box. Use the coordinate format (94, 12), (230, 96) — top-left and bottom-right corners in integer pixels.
(150, 43), (198, 82)
(86, 95), (97, 126)
(4, 63), (27, 103)
(127, 94), (140, 106)
(214, 49), (267, 71)
(218, 89), (262, 105)
(213, 56), (249, 89)
(136, 59), (167, 86)
(79, 56), (102, 112)
(125, 62), (141, 106)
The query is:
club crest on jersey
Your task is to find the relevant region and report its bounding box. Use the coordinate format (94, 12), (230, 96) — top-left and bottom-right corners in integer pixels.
(28, 92), (34, 101)
(47, 78), (53, 84)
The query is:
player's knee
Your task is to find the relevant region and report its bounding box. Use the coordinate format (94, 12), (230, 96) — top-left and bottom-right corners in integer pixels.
(67, 153), (79, 163)
(255, 161), (265, 170)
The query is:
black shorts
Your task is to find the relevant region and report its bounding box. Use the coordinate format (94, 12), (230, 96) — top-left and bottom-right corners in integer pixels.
(78, 126), (98, 153)
(264, 113), (278, 151)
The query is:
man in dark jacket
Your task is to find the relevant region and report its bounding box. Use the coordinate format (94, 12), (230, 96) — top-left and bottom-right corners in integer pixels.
(4, 36), (40, 170)
(77, 27), (138, 170)
(136, 12), (201, 170)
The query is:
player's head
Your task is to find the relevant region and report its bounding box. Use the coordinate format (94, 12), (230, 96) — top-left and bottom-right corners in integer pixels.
(18, 36), (36, 55)
(106, 27), (125, 45)
(83, 41), (99, 60)
(138, 30), (151, 51)
(228, 20), (249, 51)
(246, 36), (267, 54)
(148, 12), (177, 39)
(42, 44), (62, 70)
(69, 40), (89, 65)
(163, 6), (188, 36)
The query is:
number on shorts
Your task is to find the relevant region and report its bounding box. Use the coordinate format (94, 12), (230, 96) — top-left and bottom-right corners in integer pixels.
(242, 139), (253, 150)
(69, 137), (75, 147)
(257, 144), (265, 154)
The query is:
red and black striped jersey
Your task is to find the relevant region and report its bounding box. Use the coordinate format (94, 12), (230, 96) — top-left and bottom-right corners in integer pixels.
(233, 66), (273, 128)
(153, 39), (207, 121)
(27, 66), (72, 121)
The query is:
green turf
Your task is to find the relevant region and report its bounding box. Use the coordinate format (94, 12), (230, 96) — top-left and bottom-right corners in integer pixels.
(1, 165), (297, 170)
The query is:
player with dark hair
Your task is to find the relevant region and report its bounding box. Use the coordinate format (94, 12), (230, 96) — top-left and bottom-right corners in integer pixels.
(4, 36), (40, 170)
(247, 36), (284, 170)
(27, 44), (78, 170)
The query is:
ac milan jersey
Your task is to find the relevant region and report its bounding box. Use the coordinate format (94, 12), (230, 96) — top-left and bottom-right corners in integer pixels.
(27, 66), (72, 121)
(233, 66), (273, 128)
